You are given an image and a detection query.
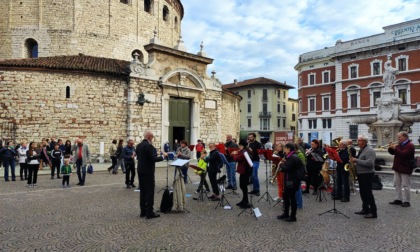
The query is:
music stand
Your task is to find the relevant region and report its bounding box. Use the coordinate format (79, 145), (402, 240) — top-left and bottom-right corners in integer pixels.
(238, 181), (258, 220)
(157, 156), (171, 193)
(215, 175), (231, 209)
(319, 151), (349, 219)
(258, 149), (274, 204)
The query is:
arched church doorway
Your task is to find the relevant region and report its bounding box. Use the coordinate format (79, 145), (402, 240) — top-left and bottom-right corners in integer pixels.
(169, 97), (191, 148)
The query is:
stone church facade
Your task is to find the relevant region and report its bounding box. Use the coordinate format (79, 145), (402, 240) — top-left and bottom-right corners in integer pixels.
(0, 0), (241, 155)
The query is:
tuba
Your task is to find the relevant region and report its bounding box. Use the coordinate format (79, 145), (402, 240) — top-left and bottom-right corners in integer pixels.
(344, 146), (357, 181)
(331, 137), (342, 148)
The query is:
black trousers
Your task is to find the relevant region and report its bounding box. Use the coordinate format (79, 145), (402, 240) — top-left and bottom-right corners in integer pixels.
(27, 164), (39, 185)
(197, 173), (210, 191)
(357, 173), (377, 214)
(19, 162), (28, 180)
(208, 171), (220, 196)
(283, 186), (298, 218)
(305, 168), (322, 192)
(51, 159), (61, 177)
(62, 175), (70, 185)
(139, 174), (155, 215)
(111, 156), (117, 168)
(239, 174), (249, 204)
(125, 162), (135, 185)
(335, 167), (350, 199)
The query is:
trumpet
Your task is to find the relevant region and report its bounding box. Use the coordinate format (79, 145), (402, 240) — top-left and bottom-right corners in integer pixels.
(378, 141), (399, 150)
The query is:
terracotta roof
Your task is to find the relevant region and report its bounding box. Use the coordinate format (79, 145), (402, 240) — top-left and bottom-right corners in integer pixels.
(223, 77), (295, 90)
(0, 55), (129, 75)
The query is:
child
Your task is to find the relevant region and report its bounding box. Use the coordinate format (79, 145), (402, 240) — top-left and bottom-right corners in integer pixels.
(195, 151), (210, 193)
(61, 159), (72, 188)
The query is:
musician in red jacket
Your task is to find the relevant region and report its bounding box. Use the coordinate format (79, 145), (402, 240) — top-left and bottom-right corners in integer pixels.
(232, 140), (252, 209)
(388, 131), (415, 207)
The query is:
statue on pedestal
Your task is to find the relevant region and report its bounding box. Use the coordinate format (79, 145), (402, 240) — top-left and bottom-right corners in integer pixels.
(383, 54), (399, 90)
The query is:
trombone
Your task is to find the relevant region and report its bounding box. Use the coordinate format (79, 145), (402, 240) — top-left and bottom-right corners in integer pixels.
(378, 141), (398, 150)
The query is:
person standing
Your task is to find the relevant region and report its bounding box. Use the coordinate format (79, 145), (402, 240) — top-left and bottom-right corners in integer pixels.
(163, 141), (170, 153)
(136, 130), (167, 219)
(173, 139), (180, 152)
(108, 139), (118, 173)
(40, 139), (52, 171)
(206, 143), (223, 201)
(303, 139), (324, 195)
(26, 142), (40, 187)
(248, 133), (262, 196)
(72, 139), (91, 186)
(334, 140), (351, 202)
(350, 135), (377, 218)
(277, 143), (301, 222)
(388, 131), (415, 207)
(50, 144), (63, 179)
(1, 140), (17, 181)
(225, 134), (239, 190)
(63, 140), (73, 159)
(176, 140), (191, 184)
(17, 141), (28, 181)
(195, 140), (204, 160)
(113, 139), (125, 174)
(297, 137), (311, 153)
(272, 143), (285, 201)
(123, 139), (136, 189)
(60, 159), (72, 188)
(232, 140), (252, 209)
(195, 150), (210, 193)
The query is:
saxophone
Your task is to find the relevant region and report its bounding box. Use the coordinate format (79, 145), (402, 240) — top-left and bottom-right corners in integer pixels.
(344, 146), (357, 181)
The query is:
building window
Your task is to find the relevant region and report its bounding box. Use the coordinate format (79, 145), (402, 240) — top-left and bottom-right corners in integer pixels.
(308, 119), (317, 129)
(144, 0), (153, 13)
(308, 97), (316, 112)
(247, 90), (251, 98)
(371, 60), (381, 76)
(247, 103), (251, 113)
(260, 119), (270, 130)
(349, 125), (358, 140)
(277, 90), (280, 98)
(163, 5), (169, 21)
(350, 66), (357, 78)
(398, 58), (407, 71)
(292, 103), (295, 112)
(174, 17), (178, 30)
(322, 119), (332, 129)
(309, 73), (315, 85)
(120, 0), (130, 4)
(248, 118), (251, 128)
(346, 86), (360, 109)
(277, 103), (280, 113)
(350, 94), (358, 108)
(299, 100), (302, 113)
(24, 38), (38, 58)
(277, 118), (281, 128)
(66, 86), (70, 99)
(322, 71), (330, 83)
(373, 91), (381, 105)
(263, 103), (267, 113)
(283, 91), (286, 99)
(292, 114), (296, 121)
(369, 83), (383, 107)
(262, 89), (268, 102)
(322, 96), (330, 111)
(283, 104), (286, 113)
(399, 89), (407, 104)
(299, 76), (302, 88)
(282, 118), (286, 128)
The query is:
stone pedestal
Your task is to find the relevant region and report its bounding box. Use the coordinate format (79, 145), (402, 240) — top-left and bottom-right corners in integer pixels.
(371, 120), (403, 146)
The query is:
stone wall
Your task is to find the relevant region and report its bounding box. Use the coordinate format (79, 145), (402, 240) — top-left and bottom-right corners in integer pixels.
(221, 91), (241, 140)
(0, 0), (182, 60)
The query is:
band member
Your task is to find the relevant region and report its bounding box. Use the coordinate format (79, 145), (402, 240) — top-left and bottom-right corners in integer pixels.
(272, 143), (285, 201)
(334, 140), (350, 202)
(347, 139), (357, 195)
(232, 140), (252, 209)
(206, 143), (223, 201)
(136, 130), (167, 219)
(225, 134), (239, 190)
(350, 135), (377, 218)
(277, 143), (300, 222)
(176, 140), (192, 184)
(388, 131), (415, 207)
(303, 139), (324, 195)
(248, 133), (263, 196)
(297, 137), (310, 153)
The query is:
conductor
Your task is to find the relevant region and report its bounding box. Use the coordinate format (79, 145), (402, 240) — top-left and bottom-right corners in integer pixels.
(136, 130), (168, 219)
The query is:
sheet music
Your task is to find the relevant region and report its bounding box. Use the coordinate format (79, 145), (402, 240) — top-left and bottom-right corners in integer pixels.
(170, 159), (190, 166)
(244, 152), (253, 167)
(253, 207), (262, 218)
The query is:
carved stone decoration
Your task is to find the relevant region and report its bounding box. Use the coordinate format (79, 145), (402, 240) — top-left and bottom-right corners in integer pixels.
(382, 128), (391, 138)
(377, 102), (393, 122)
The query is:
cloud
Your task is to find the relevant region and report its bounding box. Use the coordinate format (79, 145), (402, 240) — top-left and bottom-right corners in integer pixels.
(181, 0), (420, 97)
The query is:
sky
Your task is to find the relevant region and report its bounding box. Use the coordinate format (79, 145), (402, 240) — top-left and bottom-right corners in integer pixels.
(180, 0), (420, 98)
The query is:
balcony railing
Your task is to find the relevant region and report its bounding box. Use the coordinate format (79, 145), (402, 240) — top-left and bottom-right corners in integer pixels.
(259, 111), (271, 118)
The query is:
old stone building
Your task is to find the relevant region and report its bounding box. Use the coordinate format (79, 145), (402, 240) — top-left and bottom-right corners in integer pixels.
(0, 0), (241, 156)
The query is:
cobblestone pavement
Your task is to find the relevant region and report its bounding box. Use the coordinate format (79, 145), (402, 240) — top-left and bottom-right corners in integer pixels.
(1, 162), (420, 251)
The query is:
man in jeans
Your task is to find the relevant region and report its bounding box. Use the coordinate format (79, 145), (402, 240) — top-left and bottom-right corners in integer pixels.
(123, 139), (136, 189)
(248, 133), (262, 196)
(225, 134), (238, 190)
(72, 139), (90, 186)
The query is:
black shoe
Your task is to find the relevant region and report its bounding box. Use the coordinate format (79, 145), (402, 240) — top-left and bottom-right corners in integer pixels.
(77, 182), (82, 185)
(341, 198), (349, 202)
(146, 212), (160, 219)
(12, 179), (16, 181)
(355, 210), (369, 215)
(401, 202), (411, 207)
(312, 191), (317, 195)
(249, 190), (257, 195)
(140, 213), (146, 218)
(112, 171), (117, 174)
(332, 196), (341, 200)
(240, 203), (251, 209)
(130, 184), (136, 188)
(389, 200), (403, 205)
(5, 180), (9, 182)
(57, 176), (61, 179)
(277, 214), (289, 220)
(236, 201), (244, 206)
(250, 190), (260, 196)
(126, 185), (131, 189)
(283, 217), (297, 222)
(108, 167), (112, 173)
(80, 183), (84, 186)
(232, 187), (237, 190)
(364, 213), (377, 218)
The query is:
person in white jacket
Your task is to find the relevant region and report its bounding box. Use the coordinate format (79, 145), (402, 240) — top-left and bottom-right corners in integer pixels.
(17, 141), (28, 181)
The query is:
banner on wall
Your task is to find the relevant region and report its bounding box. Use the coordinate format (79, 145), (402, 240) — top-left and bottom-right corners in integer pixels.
(274, 131), (295, 145)
(322, 131), (331, 146)
(309, 132), (318, 142)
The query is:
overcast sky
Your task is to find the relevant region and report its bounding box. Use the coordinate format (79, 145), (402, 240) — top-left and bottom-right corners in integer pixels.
(180, 0), (420, 98)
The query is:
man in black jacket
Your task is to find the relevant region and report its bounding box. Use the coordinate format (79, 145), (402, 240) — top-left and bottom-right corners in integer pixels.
(136, 131), (168, 219)
(248, 133), (262, 196)
(206, 143), (222, 201)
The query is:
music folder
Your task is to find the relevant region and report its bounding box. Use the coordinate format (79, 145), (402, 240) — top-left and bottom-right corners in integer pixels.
(170, 159), (190, 166)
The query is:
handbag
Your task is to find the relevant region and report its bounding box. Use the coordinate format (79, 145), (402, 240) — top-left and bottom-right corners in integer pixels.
(409, 158), (417, 170)
(87, 163), (94, 174)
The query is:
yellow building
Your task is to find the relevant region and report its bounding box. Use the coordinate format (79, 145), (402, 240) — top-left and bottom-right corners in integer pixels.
(224, 77), (298, 144)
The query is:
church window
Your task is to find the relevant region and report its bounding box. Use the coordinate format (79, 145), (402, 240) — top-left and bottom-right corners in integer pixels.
(144, 0), (153, 13)
(174, 16), (178, 30)
(163, 5), (169, 22)
(24, 38), (38, 58)
(66, 86), (71, 99)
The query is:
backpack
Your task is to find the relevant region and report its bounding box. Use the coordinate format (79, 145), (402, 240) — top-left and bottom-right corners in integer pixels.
(160, 188), (173, 213)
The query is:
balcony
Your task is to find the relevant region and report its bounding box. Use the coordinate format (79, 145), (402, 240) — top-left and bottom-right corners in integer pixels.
(259, 111), (271, 118)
